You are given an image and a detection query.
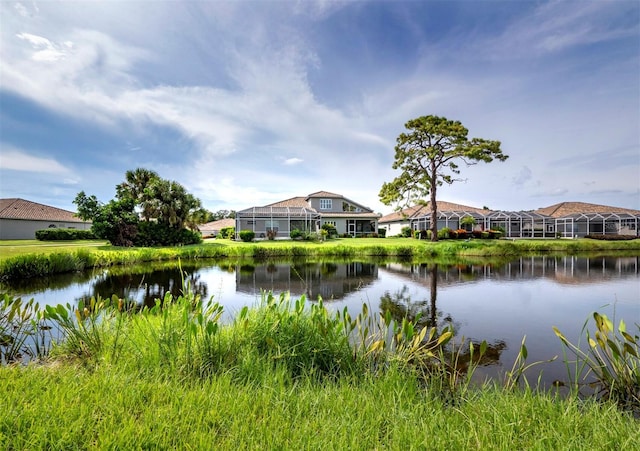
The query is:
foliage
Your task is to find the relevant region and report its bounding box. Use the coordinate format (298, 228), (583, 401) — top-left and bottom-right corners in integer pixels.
(74, 168), (206, 247)
(239, 230), (255, 242)
(377, 228), (387, 238)
(460, 216), (476, 229)
(554, 313), (640, 414)
(438, 227), (452, 240)
(135, 221), (202, 246)
(585, 234), (638, 241)
(321, 223), (338, 238)
(379, 115), (507, 241)
(400, 226), (412, 238)
(218, 227), (235, 239)
(209, 209), (236, 221)
(455, 229), (468, 239)
(266, 229), (278, 240)
(0, 295), (49, 364)
(35, 228), (96, 241)
(290, 228), (303, 240)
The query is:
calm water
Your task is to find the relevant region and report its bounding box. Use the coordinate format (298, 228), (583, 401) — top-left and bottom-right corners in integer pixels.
(3, 256), (639, 387)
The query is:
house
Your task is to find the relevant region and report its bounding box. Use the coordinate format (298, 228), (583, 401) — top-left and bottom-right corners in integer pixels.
(379, 201), (490, 236)
(0, 198), (92, 240)
(380, 200), (640, 239)
(535, 202), (640, 238)
(199, 218), (235, 238)
(235, 191), (380, 239)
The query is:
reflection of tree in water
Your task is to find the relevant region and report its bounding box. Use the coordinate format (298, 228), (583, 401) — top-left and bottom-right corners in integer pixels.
(379, 264), (506, 375)
(76, 267), (208, 308)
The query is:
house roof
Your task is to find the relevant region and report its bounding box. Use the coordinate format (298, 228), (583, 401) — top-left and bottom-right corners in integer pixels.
(535, 202), (640, 218)
(0, 198), (87, 223)
(265, 196), (310, 208)
(306, 191), (343, 199)
(380, 201), (489, 223)
(199, 218), (235, 231)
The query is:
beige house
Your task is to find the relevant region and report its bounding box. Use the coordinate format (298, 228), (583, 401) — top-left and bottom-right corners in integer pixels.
(380, 200), (639, 238)
(236, 191), (380, 239)
(0, 198), (92, 240)
(199, 218), (235, 237)
(379, 201), (489, 236)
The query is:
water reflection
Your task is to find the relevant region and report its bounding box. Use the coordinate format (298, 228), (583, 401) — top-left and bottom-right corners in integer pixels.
(235, 261), (377, 301)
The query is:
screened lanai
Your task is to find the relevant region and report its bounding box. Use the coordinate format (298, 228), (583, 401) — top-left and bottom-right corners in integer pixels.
(486, 211), (555, 238)
(555, 212), (640, 238)
(411, 210), (488, 232)
(235, 206), (321, 240)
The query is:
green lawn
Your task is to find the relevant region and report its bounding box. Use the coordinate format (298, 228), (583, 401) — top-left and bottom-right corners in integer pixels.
(0, 239), (108, 260)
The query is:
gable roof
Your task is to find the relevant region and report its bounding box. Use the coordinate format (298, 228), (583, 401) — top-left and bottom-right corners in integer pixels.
(380, 201), (489, 223)
(0, 198), (87, 223)
(265, 196), (310, 208)
(306, 191), (343, 199)
(199, 218), (235, 231)
(535, 202), (640, 218)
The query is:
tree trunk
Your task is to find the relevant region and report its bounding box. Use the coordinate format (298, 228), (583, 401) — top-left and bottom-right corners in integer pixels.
(430, 174), (438, 242)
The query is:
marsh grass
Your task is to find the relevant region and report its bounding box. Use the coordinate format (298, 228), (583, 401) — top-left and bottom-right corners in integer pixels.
(554, 312), (640, 415)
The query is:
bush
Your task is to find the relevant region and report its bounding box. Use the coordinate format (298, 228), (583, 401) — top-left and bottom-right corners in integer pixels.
(135, 222), (202, 246)
(438, 227), (452, 240)
(266, 229), (277, 240)
(472, 230), (483, 239)
(377, 228), (386, 238)
(585, 234), (638, 241)
(35, 228), (96, 241)
(290, 229), (303, 240)
(401, 226), (412, 238)
(218, 227), (235, 239)
(321, 223), (338, 238)
(239, 229), (255, 242)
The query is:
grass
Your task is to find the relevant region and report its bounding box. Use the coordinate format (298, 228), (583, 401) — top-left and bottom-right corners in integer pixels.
(2, 365), (638, 450)
(1, 286), (638, 449)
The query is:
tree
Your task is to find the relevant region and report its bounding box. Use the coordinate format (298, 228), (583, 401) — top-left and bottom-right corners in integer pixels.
(116, 168), (160, 221)
(379, 115), (507, 241)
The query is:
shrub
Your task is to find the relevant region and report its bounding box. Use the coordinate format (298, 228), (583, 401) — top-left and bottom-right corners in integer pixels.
(239, 230), (255, 242)
(290, 229), (303, 240)
(266, 229), (277, 240)
(481, 231), (490, 239)
(135, 222), (202, 246)
(377, 228), (386, 238)
(218, 227), (235, 239)
(585, 234), (638, 241)
(472, 230), (483, 239)
(455, 229), (467, 239)
(35, 228), (96, 241)
(413, 230), (420, 240)
(438, 227), (452, 240)
(321, 223), (338, 238)
(401, 226), (412, 238)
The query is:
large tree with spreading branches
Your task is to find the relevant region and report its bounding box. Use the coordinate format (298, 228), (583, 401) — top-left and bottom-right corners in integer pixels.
(379, 115), (508, 241)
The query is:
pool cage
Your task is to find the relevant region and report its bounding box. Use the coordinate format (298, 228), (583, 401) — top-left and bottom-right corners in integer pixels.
(485, 211), (556, 238)
(410, 210), (488, 233)
(554, 212), (640, 238)
(235, 206), (321, 240)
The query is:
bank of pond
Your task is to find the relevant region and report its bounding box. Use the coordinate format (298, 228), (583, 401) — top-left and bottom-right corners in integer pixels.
(1, 286), (639, 448)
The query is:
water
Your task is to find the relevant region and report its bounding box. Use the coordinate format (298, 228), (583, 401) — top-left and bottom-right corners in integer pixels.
(3, 255), (639, 387)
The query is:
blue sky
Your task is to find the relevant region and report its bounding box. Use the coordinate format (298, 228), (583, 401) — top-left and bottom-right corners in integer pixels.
(1, 1), (638, 215)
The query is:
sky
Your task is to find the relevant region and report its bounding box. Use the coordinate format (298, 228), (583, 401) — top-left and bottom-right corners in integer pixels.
(1, 0), (639, 216)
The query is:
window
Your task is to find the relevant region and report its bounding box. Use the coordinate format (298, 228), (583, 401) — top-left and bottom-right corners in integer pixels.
(265, 220), (280, 231)
(319, 199), (332, 210)
(324, 221), (336, 226)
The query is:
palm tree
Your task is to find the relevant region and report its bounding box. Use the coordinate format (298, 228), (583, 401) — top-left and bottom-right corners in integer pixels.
(116, 168), (159, 221)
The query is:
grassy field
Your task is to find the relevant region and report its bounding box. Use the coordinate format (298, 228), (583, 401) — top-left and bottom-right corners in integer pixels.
(0, 239), (108, 260)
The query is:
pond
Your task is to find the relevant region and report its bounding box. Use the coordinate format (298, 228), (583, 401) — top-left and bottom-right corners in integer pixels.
(3, 255), (639, 388)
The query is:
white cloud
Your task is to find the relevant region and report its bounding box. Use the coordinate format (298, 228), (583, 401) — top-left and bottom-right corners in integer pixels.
(0, 149), (70, 174)
(284, 158), (303, 165)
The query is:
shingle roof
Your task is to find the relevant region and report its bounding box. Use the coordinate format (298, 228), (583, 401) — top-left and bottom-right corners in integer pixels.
(265, 196), (311, 208)
(306, 191), (343, 199)
(535, 202), (640, 218)
(380, 201), (489, 223)
(0, 198), (87, 223)
(199, 218), (235, 231)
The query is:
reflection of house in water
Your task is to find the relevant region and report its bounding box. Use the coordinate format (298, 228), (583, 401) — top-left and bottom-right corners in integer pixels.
(235, 262), (378, 301)
(382, 256), (639, 286)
